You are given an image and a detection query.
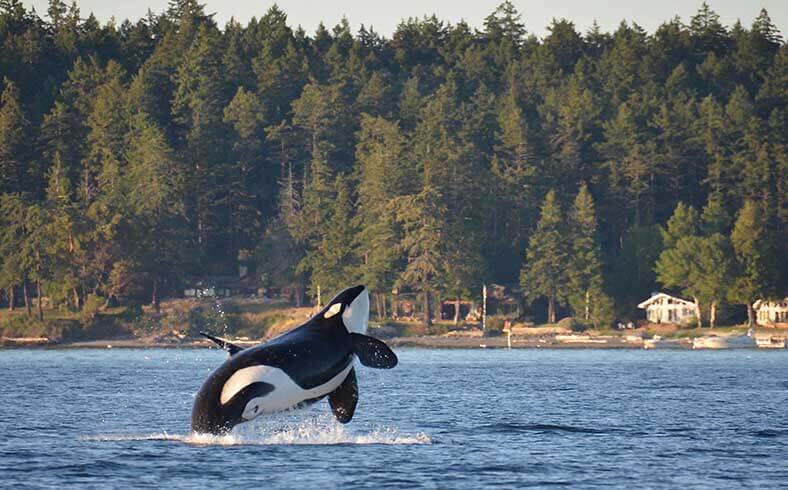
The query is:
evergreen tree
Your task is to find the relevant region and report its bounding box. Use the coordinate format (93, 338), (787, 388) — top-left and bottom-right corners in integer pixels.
(567, 183), (606, 323)
(395, 185), (447, 328)
(353, 115), (411, 316)
(223, 86), (268, 254)
(520, 190), (568, 323)
(0, 78), (29, 194)
(84, 61), (128, 210)
(491, 85), (538, 268)
(172, 23), (230, 259)
(300, 175), (357, 298)
(125, 113), (186, 311)
(728, 200), (774, 327)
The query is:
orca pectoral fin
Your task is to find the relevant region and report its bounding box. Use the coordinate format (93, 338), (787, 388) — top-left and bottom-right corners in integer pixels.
(199, 332), (245, 356)
(350, 333), (398, 369)
(329, 368), (358, 424)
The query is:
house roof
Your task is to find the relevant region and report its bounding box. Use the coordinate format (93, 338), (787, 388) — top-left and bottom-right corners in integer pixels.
(637, 292), (694, 309)
(753, 298), (788, 310)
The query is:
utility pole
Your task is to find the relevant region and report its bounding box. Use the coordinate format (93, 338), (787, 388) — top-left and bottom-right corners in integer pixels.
(482, 284), (487, 332)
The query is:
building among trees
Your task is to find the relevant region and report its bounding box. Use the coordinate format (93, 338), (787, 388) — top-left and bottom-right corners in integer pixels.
(638, 293), (696, 325)
(753, 299), (788, 326)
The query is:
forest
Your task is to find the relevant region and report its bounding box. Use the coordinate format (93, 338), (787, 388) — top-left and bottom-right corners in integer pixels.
(0, 0), (785, 330)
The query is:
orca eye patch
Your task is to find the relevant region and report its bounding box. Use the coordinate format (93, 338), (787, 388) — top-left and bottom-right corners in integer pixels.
(221, 366), (276, 404)
(228, 381), (274, 405)
(324, 303), (342, 319)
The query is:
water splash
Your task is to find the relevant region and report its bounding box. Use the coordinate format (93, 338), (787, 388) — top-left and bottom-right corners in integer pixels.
(213, 300), (228, 337)
(82, 416), (432, 446)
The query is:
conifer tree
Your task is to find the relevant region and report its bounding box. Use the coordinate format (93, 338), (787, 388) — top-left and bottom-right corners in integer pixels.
(223, 86), (267, 253)
(43, 152), (82, 308)
(84, 62), (128, 211)
(567, 183), (606, 322)
(301, 175), (357, 298)
(520, 190), (568, 323)
(396, 185), (447, 328)
(172, 23), (230, 257)
(125, 113), (186, 311)
(491, 85), (538, 263)
(728, 200), (772, 327)
(0, 79), (30, 194)
(353, 115), (411, 316)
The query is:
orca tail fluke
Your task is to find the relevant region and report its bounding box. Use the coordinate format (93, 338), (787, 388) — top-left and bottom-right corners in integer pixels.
(199, 332), (245, 356)
(329, 368), (358, 423)
(350, 333), (398, 369)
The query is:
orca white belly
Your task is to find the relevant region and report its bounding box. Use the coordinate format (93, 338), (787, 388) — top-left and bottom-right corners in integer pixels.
(220, 362), (355, 422)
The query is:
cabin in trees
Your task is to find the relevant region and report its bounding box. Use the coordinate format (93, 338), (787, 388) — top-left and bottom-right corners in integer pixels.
(486, 283), (522, 318)
(440, 284), (521, 322)
(638, 293), (696, 325)
(753, 298), (788, 326)
(184, 267), (259, 298)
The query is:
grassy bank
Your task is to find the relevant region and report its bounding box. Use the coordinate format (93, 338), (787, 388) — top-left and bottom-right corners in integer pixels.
(2, 297), (784, 348)
(0, 297), (312, 346)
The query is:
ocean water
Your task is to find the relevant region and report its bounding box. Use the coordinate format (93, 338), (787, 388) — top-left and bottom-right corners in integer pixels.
(2, 348), (788, 488)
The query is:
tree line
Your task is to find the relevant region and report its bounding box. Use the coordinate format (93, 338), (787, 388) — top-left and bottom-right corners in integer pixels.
(0, 0), (785, 327)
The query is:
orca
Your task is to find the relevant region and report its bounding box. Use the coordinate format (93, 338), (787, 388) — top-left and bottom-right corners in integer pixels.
(190, 285), (398, 435)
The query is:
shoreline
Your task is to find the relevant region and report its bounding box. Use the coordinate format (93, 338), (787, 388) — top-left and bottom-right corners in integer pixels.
(3, 331), (785, 351)
(0, 335), (691, 350)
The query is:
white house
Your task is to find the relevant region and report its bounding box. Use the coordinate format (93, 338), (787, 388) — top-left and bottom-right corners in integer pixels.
(638, 293), (696, 325)
(753, 298), (788, 326)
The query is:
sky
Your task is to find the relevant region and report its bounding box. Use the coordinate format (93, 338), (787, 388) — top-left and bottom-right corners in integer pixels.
(23, 0), (787, 38)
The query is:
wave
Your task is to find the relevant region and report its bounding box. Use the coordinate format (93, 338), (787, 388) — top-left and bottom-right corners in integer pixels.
(476, 422), (609, 435)
(82, 417), (433, 446)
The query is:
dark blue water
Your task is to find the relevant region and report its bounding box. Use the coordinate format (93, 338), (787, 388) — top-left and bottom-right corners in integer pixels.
(2, 348), (788, 488)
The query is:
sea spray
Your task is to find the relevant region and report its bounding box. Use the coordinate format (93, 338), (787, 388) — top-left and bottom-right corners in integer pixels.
(82, 414), (432, 446)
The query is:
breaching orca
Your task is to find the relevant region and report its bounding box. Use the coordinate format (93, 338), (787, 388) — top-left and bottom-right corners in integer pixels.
(190, 285), (398, 434)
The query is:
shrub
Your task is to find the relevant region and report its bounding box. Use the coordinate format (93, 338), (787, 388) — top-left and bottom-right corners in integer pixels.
(79, 294), (105, 327)
(128, 314), (160, 337)
(0, 315), (69, 341)
(484, 316), (504, 336)
(557, 317), (586, 331)
(187, 305), (238, 337)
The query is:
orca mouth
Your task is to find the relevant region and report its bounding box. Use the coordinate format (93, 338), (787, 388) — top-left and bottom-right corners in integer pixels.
(191, 412), (239, 435)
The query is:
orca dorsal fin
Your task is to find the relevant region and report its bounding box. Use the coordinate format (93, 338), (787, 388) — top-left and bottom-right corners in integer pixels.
(350, 333), (398, 369)
(329, 368), (358, 423)
(200, 332), (245, 356)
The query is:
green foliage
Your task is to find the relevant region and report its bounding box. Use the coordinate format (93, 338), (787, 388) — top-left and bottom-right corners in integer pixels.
(661, 202), (700, 249)
(728, 200), (779, 313)
(0, 314), (69, 340)
(300, 175), (358, 297)
(520, 190), (567, 323)
(78, 293), (104, 326)
(567, 183), (605, 321)
(609, 225), (663, 317)
(353, 115), (409, 294)
(187, 305), (238, 337)
(556, 317), (580, 331)
(0, 79), (30, 194)
(0, 0), (783, 334)
(656, 202), (736, 326)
